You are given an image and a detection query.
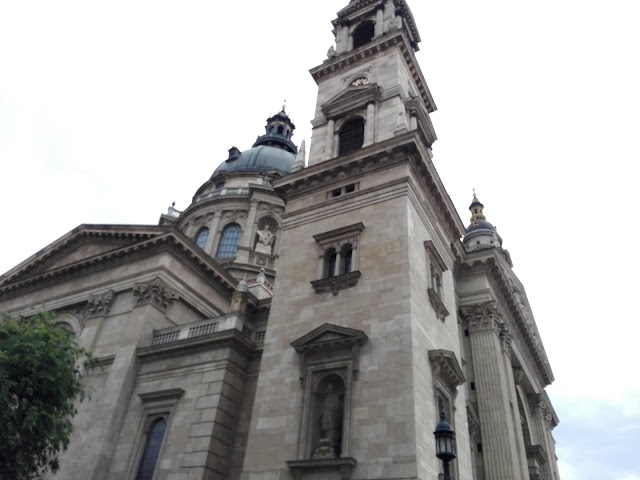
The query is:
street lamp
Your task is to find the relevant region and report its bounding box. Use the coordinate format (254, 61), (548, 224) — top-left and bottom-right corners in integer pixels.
(434, 409), (456, 480)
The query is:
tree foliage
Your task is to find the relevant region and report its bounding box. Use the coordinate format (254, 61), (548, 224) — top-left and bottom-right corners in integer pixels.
(0, 312), (92, 480)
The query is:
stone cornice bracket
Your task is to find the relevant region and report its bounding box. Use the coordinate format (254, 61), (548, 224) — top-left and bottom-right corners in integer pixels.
(133, 277), (179, 312)
(461, 301), (504, 336)
(311, 271), (362, 296)
(84, 289), (115, 318)
(428, 349), (466, 391)
(291, 323), (369, 386)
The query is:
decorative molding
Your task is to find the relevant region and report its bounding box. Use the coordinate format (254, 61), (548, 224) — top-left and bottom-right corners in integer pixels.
(458, 255), (554, 386)
(310, 31), (434, 112)
(424, 240), (448, 273)
(427, 288), (449, 321)
(133, 277), (179, 311)
(286, 457), (357, 480)
(84, 289), (114, 318)
(138, 388), (185, 404)
(311, 271), (361, 296)
(428, 349), (466, 391)
(291, 323), (368, 386)
(461, 301), (503, 336)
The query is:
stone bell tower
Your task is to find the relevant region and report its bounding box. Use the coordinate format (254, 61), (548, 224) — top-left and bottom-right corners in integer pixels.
(240, 1), (472, 479)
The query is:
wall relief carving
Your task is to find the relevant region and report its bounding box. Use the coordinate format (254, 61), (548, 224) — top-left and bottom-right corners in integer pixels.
(133, 277), (179, 311)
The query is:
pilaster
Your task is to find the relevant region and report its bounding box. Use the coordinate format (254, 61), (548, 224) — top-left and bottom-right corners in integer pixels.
(462, 302), (524, 479)
(85, 278), (178, 480)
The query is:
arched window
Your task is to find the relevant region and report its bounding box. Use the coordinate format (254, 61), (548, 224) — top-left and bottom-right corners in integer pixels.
(195, 227), (209, 250)
(135, 418), (166, 480)
(353, 21), (375, 49)
(216, 223), (241, 258)
(341, 244), (353, 274)
(339, 118), (365, 156)
(324, 248), (337, 278)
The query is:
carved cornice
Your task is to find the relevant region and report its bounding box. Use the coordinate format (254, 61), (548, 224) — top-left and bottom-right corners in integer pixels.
(526, 444), (548, 464)
(311, 271), (362, 296)
(133, 277), (179, 311)
(291, 323), (369, 386)
(458, 255), (554, 386)
(0, 229), (238, 301)
(335, 0), (422, 48)
(274, 133), (465, 244)
(321, 84), (383, 119)
(428, 349), (466, 391)
(310, 30), (435, 112)
(287, 457), (357, 480)
(84, 289), (114, 318)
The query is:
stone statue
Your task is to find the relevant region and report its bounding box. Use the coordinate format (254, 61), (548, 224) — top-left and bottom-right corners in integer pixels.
(320, 383), (342, 440)
(255, 225), (275, 254)
(313, 383), (342, 458)
(327, 45), (336, 60)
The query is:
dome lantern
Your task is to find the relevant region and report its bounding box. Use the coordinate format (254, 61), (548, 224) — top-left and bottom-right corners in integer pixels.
(252, 105), (298, 155)
(463, 191), (503, 253)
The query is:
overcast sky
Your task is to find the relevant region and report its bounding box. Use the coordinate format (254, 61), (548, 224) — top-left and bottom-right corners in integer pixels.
(1, 1), (639, 478)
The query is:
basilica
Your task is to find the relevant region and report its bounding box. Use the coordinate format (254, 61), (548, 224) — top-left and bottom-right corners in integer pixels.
(0, 1), (560, 479)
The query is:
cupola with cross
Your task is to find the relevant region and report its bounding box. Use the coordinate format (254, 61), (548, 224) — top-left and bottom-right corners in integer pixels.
(462, 192), (503, 252)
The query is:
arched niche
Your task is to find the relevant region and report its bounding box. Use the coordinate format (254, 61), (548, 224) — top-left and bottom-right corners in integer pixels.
(309, 372), (347, 459)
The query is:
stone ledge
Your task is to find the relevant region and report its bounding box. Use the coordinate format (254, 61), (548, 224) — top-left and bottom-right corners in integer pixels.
(286, 457), (357, 480)
(311, 271), (361, 295)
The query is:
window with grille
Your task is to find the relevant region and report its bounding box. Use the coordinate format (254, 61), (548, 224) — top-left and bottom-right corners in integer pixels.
(216, 224), (241, 258)
(195, 227), (209, 250)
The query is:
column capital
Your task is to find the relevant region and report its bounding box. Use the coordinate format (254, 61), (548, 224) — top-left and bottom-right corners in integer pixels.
(133, 277), (179, 312)
(84, 289), (115, 319)
(461, 301), (503, 335)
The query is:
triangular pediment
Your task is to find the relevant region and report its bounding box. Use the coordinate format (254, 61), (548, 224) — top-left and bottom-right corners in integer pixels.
(291, 323), (368, 353)
(321, 84), (383, 118)
(0, 225), (238, 300)
(0, 225), (168, 287)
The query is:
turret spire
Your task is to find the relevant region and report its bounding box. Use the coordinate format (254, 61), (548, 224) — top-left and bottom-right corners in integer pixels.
(463, 191), (503, 253)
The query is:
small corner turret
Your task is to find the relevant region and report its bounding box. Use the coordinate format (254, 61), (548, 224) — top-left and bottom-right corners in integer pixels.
(462, 192), (503, 253)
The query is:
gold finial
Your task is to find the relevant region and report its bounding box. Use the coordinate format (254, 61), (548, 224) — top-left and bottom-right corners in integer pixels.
(469, 189), (486, 225)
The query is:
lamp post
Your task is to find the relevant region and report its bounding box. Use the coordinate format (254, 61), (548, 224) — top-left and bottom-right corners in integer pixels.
(434, 409), (456, 480)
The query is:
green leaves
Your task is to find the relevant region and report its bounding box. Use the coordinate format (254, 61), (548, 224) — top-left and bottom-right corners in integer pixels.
(0, 311), (92, 480)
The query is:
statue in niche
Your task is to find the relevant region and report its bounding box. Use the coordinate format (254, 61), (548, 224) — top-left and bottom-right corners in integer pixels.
(312, 382), (343, 459)
(254, 225), (275, 255)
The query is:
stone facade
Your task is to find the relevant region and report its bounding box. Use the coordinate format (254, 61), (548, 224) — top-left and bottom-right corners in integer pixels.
(0, 1), (560, 480)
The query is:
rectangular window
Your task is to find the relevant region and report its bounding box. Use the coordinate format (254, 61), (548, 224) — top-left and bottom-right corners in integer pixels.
(424, 240), (449, 321)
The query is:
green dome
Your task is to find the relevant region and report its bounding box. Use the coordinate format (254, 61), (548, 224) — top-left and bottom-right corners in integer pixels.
(213, 145), (296, 175)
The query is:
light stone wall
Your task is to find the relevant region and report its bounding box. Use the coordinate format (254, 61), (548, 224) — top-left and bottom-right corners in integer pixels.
(242, 190), (420, 479)
(308, 48), (422, 165)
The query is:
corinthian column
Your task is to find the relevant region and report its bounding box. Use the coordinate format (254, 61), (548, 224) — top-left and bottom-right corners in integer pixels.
(462, 302), (523, 479)
(528, 394), (556, 480)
